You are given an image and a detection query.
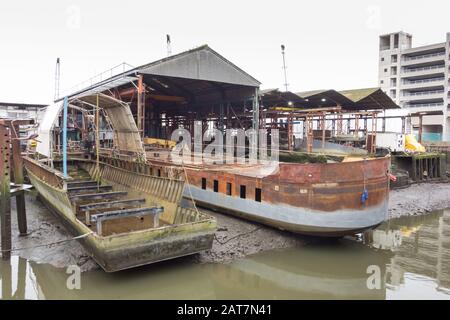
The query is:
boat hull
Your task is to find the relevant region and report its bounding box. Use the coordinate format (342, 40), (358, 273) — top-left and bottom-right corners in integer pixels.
(25, 158), (216, 272)
(180, 156), (391, 237)
(185, 185), (386, 236)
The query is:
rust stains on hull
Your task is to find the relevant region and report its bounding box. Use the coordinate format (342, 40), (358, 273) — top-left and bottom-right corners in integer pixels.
(148, 155), (391, 236)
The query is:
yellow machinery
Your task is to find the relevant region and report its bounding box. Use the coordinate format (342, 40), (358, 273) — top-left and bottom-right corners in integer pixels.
(143, 137), (177, 149)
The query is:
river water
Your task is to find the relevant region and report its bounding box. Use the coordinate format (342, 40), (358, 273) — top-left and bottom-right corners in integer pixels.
(1, 209), (449, 300)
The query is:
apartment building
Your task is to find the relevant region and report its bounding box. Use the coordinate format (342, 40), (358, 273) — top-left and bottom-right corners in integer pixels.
(0, 102), (47, 123)
(378, 31), (450, 141)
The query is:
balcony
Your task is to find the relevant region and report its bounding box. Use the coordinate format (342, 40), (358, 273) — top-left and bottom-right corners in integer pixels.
(401, 77), (444, 90)
(401, 65), (445, 78)
(403, 89), (444, 97)
(404, 102), (445, 114)
(404, 102), (444, 108)
(401, 89), (445, 104)
(402, 51), (445, 66)
(403, 65), (444, 73)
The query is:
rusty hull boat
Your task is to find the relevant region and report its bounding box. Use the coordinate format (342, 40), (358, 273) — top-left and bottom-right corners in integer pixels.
(25, 95), (216, 272)
(147, 151), (390, 237)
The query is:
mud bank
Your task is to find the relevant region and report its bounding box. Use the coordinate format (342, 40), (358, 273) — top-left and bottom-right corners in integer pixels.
(8, 191), (98, 272)
(388, 182), (450, 219)
(6, 182), (450, 271)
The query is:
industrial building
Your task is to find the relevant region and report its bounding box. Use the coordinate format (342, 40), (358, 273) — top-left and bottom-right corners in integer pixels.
(378, 31), (450, 142)
(0, 102), (47, 122)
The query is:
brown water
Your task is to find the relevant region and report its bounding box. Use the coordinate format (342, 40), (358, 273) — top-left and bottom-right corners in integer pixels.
(1, 209), (450, 300)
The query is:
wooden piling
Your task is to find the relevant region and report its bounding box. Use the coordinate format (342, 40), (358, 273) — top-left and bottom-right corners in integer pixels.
(0, 125), (12, 259)
(12, 124), (27, 235)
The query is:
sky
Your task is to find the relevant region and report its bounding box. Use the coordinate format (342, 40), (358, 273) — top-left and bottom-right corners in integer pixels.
(0, 0), (449, 104)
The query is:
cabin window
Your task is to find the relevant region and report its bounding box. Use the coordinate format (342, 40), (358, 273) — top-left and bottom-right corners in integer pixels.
(201, 178), (207, 190)
(226, 182), (232, 196)
(213, 180), (219, 192)
(240, 185), (246, 199)
(255, 188), (262, 202)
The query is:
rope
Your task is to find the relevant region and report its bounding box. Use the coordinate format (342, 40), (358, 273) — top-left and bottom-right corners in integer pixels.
(179, 154), (264, 246)
(180, 160), (201, 217)
(0, 231), (94, 254)
(214, 226), (262, 245)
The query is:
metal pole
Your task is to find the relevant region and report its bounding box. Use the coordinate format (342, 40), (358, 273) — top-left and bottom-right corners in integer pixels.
(96, 94), (100, 169)
(62, 96), (68, 177)
(281, 45), (288, 92)
(253, 88), (260, 151)
(137, 75), (145, 138)
(418, 115), (423, 143)
(321, 114), (326, 150)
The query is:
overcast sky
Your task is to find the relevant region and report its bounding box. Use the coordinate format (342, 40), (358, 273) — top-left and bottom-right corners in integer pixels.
(0, 0), (449, 104)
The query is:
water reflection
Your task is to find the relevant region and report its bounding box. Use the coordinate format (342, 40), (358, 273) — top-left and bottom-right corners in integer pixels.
(363, 209), (450, 298)
(1, 209), (449, 300)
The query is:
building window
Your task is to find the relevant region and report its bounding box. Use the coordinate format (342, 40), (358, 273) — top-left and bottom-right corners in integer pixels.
(240, 185), (246, 199)
(157, 169), (161, 177)
(380, 80), (384, 84)
(226, 182), (232, 196)
(255, 188), (262, 202)
(381, 57), (385, 61)
(391, 66), (397, 75)
(384, 68), (388, 73)
(201, 178), (207, 190)
(213, 180), (219, 192)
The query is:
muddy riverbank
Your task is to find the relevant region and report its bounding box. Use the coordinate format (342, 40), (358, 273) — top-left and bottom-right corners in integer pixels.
(388, 182), (450, 218)
(6, 182), (450, 271)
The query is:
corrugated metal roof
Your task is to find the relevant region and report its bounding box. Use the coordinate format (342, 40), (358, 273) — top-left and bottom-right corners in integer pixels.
(295, 89), (355, 108)
(58, 45), (260, 102)
(296, 89), (331, 98)
(339, 88), (380, 102)
(138, 45), (261, 87)
(339, 87), (399, 109)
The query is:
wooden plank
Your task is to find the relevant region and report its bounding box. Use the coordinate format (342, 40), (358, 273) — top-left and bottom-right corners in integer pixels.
(93, 207), (163, 236)
(78, 198), (145, 212)
(70, 191), (127, 202)
(67, 180), (98, 187)
(67, 185), (112, 194)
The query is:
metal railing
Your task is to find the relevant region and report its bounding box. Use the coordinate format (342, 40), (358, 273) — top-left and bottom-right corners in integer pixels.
(59, 62), (134, 98)
(403, 51), (445, 61)
(405, 102), (444, 108)
(403, 77), (444, 85)
(403, 89), (444, 97)
(403, 65), (444, 73)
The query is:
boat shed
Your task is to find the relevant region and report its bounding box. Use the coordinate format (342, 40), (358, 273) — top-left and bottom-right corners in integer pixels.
(59, 45), (262, 141)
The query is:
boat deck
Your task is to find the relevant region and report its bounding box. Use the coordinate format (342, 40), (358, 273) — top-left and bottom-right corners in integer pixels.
(64, 168), (164, 237)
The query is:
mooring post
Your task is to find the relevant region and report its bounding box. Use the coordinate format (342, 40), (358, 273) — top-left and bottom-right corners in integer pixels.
(1, 258), (12, 299)
(62, 96), (69, 177)
(0, 124), (12, 259)
(12, 123), (27, 235)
